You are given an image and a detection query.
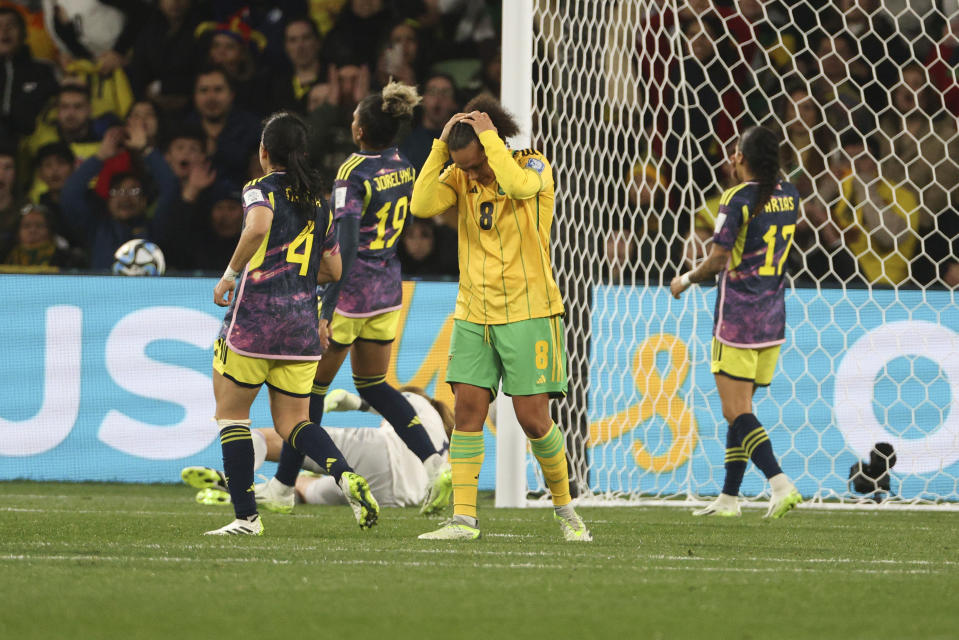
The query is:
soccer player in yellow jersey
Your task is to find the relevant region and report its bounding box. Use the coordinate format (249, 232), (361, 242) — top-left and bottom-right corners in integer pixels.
(410, 96), (591, 541)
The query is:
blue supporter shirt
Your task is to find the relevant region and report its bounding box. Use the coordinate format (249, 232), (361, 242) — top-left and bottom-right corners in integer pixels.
(711, 180), (799, 347)
(218, 171), (337, 358)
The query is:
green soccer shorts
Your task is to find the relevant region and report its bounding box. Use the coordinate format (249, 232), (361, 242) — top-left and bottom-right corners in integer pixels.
(446, 315), (568, 399)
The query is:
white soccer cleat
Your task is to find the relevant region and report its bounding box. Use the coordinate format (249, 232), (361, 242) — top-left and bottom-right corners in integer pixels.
(418, 518), (481, 540)
(254, 477), (295, 514)
(203, 514), (263, 536)
(693, 495), (742, 517)
(338, 471), (379, 529)
(324, 388), (363, 413)
(554, 509), (592, 542)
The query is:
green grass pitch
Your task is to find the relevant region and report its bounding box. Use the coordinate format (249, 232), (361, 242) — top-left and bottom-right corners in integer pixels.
(1, 481), (957, 640)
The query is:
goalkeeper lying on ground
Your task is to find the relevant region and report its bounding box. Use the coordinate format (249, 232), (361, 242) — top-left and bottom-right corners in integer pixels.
(181, 387), (453, 512)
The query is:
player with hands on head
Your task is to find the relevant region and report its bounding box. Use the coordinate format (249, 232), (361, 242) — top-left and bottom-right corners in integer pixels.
(670, 125), (802, 519)
(260, 80), (452, 517)
(206, 111), (379, 535)
(410, 97), (591, 542)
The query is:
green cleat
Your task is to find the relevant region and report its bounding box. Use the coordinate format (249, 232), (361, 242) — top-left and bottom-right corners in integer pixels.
(765, 488), (802, 519)
(554, 510), (592, 542)
(195, 488), (230, 506)
(181, 466), (227, 491)
(338, 471), (379, 529)
(254, 477), (295, 514)
(418, 518), (481, 540)
(419, 464), (452, 515)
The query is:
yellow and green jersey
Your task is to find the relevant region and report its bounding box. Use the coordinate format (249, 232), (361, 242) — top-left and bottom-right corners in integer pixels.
(410, 130), (564, 325)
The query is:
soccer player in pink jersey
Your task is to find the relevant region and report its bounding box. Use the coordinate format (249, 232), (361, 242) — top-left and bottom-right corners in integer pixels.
(258, 82), (453, 517)
(205, 111), (378, 535)
(671, 125), (802, 519)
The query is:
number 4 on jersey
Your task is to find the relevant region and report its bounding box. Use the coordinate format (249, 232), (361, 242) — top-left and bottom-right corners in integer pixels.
(286, 222), (315, 276)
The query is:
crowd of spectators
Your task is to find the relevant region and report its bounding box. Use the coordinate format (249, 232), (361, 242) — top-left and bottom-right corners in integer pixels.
(0, 0), (490, 277)
(599, 0), (959, 289)
(3, 1), (957, 289)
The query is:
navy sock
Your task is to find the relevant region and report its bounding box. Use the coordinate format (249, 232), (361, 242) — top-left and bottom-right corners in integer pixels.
(733, 413), (783, 480)
(721, 424), (748, 496)
(308, 380), (331, 424)
(274, 441), (305, 487)
(219, 424), (257, 518)
(355, 375), (437, 462)
(275, 381), (333, 486)
(288, 420), (351, 482)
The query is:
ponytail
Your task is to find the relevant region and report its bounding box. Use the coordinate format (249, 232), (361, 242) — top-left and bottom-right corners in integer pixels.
(260, 111), (324, 222)
(739, 125), (782, 215)
(356, 81), (421, 149)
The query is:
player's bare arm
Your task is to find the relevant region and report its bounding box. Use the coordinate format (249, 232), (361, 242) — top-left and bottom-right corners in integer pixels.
(318, 318), (331, 350)
(411, 114), (466, 217)
(670, 243), (730, 300)
(214, 205), (273, 306)
(317, 251), (342, 285)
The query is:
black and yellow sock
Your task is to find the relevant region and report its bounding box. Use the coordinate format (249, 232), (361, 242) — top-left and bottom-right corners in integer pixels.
(355, 374), (438, 462)
(288, 420), (351, 482)
(275, 381), (333, 486)
(308, 380), (332, 424)
(450, 429), (484, 520)
(219, 423), (256, 519)
(722, 424), (748, 496)
(529, 423), (571, 507)
(734, 413), (783, 479)
(274, 441), (304, 487)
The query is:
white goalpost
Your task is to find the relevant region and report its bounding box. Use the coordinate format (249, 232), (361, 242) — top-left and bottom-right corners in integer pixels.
(497, 0), (959, 511)
(496, 0), (536, 508)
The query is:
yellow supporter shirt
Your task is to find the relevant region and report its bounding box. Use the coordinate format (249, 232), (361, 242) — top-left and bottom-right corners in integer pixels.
(410, 129), (564, 325)
(833, 175), (919, 286)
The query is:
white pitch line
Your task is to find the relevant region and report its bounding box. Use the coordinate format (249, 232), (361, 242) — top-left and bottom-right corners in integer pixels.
(0, 494), (79, 500)
(649, 565), (942, 576)
(0, 553), (950, 575)
(1, 540), (955, 569)
(0, 507), (208, 517)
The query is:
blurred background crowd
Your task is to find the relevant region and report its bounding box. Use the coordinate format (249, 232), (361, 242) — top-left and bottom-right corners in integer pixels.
(0, 0), (957, 289)
(581, 0), (959, 289)
(0, 0), (477, 277)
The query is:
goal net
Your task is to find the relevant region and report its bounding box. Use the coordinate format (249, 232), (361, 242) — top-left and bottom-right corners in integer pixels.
(526, 0), (959, 508)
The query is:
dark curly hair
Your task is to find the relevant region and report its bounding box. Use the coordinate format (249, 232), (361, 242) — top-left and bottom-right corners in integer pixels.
(447, 95), (521, 151)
